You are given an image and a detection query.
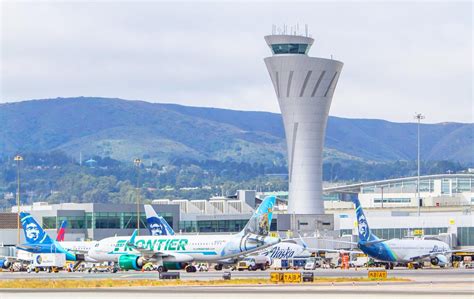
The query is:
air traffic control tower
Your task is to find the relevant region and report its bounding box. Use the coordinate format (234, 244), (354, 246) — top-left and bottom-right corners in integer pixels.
(264, 32), (343, 218)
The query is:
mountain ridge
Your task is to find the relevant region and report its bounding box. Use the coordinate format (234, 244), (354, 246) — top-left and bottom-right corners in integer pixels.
(0, 97), (472, 165)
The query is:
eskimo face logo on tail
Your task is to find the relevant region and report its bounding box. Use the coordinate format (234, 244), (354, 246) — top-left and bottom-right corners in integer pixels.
(357, 214), (369, 240)
(26, 223), (42, 242)
(149, 222), (166, 236)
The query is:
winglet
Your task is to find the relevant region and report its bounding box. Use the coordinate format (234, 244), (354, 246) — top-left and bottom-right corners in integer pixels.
(298, 233), (308, 249)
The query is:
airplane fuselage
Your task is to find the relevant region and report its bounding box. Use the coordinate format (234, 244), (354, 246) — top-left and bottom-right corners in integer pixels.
(360, 239), (450, 263)
(88, 234), (279, 263)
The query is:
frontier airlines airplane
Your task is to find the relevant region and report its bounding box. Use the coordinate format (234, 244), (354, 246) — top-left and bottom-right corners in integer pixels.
(87, 196), (280, 272)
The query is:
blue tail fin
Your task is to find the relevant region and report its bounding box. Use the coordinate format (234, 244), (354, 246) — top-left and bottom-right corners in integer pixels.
(352, 198), (378, 242)
(240, 195), (276, 236)
(20, 212), (54, 245)
(144, 205), (175, 236)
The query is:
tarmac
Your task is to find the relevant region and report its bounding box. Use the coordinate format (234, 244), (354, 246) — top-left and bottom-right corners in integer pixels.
(0, 268), (472, 298)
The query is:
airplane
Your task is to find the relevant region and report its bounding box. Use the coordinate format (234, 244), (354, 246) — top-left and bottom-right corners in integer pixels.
(17, 212), (97, 263)
(87, 195), (280, 272)
(1, 219), (70, 270)
(343, 198), (468, 269)
(13, 206), (189, 271)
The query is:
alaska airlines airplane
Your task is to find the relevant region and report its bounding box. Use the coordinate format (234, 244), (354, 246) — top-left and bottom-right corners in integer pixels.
(351, 198), (465, 269)
(17, 212), (96, 262)
(88, 196), (280, 272)
(18, 207), (180, 266)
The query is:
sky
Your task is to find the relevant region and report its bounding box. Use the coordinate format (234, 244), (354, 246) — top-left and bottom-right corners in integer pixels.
(1, 1), (472, 123)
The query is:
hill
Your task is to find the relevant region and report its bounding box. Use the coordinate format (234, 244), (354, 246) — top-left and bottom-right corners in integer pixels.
(0, 97), (472, 165)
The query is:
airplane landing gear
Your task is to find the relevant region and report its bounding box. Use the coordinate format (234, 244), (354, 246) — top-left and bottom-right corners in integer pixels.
(157, 265), (168, 273)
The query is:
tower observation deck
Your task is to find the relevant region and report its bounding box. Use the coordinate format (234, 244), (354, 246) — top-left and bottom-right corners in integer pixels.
(264, 33), (343, 215)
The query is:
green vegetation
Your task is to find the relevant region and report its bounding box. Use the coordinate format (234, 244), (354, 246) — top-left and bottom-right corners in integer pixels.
(0, 97), (470, 209)
(0, 151), (465, 210)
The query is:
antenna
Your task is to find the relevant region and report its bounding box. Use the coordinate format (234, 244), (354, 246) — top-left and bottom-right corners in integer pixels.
(305, 24), (308, 37)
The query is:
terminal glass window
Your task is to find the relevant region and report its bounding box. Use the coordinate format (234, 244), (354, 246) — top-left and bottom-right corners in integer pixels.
(374, 198), (411, 203)
(456, 179), (471, 193)
(86, 213), (93, 229)
(42, 216), (56, 229)
(441, 179), (451, 194)
(122, 213), (147, 229)
(419, 180), (433, 192)
(361, 186), (375, 194)
(457, 227), (474, 246)
(58, 216), (85, 229)
(95, 212), (120, 229)
(271, 44), (308, 54)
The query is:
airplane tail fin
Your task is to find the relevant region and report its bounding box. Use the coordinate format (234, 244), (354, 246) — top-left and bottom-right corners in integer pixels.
(240, 195), (276, 237)
(352, 198), (377, 242)
(144, 205), (175, 236)
(20, 212), (54, 245)
(56, 220), (67, 241)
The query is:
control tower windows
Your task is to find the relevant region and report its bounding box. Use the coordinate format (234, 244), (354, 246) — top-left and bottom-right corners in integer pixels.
(271, 44), (308, 55)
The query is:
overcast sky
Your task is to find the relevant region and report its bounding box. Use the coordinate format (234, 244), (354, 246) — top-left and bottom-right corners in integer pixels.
(1, 1), (472, 123)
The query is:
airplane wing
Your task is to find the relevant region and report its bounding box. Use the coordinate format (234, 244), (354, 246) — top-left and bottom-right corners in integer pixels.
(16, 244), (42, 251)
(306, 247), (361, 254)
(409, 248), (474, 261)
(293, 234), (361, 254)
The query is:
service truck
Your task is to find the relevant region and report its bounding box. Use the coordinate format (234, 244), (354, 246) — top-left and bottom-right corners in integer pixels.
(28, 253), (66, 273)
(237, 256), (271, 271)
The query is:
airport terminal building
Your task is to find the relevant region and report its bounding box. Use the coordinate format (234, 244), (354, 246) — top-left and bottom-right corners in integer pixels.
(2, 174), (473, 252)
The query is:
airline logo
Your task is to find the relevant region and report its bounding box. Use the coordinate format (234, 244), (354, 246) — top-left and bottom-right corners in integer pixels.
(357, 213), (370, 240)
(113, 238), (188, 252)
(429, 245), (446, 253)
(20, 214), (47, 244)
(262, 246), (296, 259)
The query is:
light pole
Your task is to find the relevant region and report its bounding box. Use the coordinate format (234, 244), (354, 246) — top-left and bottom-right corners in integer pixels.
(14, 155), (23, 244)
(414, 113), (425, 216)
(134, 158), (142, 235)
(380, 186), (384, 209)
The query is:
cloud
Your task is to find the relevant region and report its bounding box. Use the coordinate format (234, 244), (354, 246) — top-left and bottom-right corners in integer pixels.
(1, 1), (472, 123)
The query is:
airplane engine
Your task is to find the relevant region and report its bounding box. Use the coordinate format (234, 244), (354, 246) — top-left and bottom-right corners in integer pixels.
(430, 255), (448, 267)
(118, 255), (146, 270)
(0, 259), (10, 269)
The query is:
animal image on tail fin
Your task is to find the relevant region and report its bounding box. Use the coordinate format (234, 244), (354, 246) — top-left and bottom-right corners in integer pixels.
(241, 195), (275, 236)
(144, 205), (175, 236)
(20, 212), (53, 245)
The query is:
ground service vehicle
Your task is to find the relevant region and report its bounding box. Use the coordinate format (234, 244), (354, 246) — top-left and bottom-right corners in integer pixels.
(304, 257), (322, 270)
(350, 255), (368, 267)
(237, 256), (270, 271)
(29, 253), (65, 273)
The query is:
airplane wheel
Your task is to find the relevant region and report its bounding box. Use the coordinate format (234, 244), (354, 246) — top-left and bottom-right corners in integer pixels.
(157, 265), (167, 273)
(389, 264), (394, 270)
(214, 264), (223, 271)
(385, 264), (390, 270)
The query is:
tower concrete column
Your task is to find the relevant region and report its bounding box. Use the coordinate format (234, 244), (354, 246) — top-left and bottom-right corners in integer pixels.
(264, 34), (343, 214)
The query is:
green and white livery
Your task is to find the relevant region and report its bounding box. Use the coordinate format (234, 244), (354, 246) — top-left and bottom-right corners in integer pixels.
(88, 196), (279, 272)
